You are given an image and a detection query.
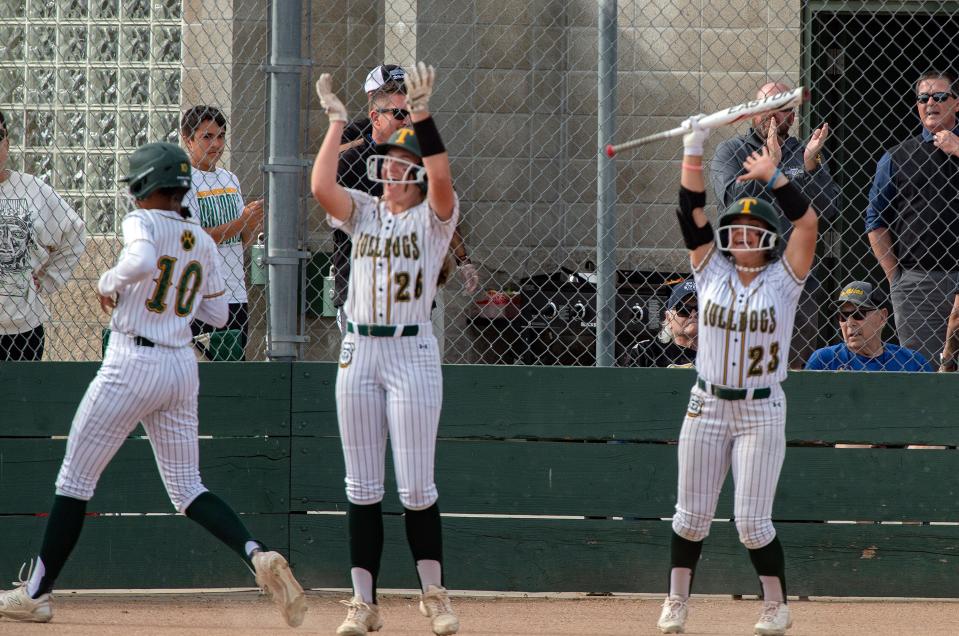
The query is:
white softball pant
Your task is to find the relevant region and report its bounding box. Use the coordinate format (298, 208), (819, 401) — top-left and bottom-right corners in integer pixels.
(55, 334), (208, 513)
(671, 383), (786, 549)
(335, 325), (442, 511)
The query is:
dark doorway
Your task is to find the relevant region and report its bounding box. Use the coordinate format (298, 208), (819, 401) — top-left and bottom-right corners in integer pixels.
(806, 7), (959, 342)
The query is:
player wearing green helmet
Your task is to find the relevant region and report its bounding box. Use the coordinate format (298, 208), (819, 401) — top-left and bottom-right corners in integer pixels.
(312, 63), (462, 636)
(0, 139), (307, 628)
(716, 196), (784, 259)
(656, 119), (818, 636)
(366, 126), (428, 192)
(119, 141), (193, 201)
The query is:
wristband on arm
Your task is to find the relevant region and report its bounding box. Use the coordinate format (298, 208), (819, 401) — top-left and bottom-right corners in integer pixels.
(676, 186), (713, 250)
(412, 116), (446, 157)
(770, 180), (812, 222)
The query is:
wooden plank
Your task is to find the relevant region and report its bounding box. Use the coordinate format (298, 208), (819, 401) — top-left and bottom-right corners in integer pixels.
(290, 362), (337, 436)
(784, 371), (959, 445)
(0, 437), (290, 514)
(291, 363), (959, 445)
(291, 438), (959, 521)
(0, 514), (288, 589)
(0, 362), (291, 437)
(0, 362), (99, 437)
(290, 364), (696, 438)
(291, 514), (959, 597)
(198, 362), (292, 437)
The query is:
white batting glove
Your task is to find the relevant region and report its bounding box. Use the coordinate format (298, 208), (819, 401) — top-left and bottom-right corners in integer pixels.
(457, 262), (480, 294)
(405, 62), (435, 114)
(315, 74), (347, 123)
(681, 114), (710, 157)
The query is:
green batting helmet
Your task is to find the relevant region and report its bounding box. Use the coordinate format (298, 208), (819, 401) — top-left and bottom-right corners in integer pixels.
(717, 197), (783, 254)
(374, 127), (422, 158)
(369, 127), (427, 192)
(120, 142), (192, 200)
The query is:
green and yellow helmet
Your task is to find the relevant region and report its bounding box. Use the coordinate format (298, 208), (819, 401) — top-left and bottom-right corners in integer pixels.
(120, 142), (192, 200)
(374, 126), (422, 158)
(366, 127), (427, 191)
(716, 197), (783, 256)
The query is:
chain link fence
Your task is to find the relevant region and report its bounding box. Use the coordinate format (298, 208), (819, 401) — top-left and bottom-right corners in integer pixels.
(0, 0), (268, 360)
(4, 1), (959, 368)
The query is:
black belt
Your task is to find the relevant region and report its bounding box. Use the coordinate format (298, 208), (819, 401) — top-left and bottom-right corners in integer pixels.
(347, 322), (419, 337)
(133, 336), (155, 347)
(697, 377), (770, 401)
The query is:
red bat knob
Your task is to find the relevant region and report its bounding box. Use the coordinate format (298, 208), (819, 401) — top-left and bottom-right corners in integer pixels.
(604, 144), (616, 158)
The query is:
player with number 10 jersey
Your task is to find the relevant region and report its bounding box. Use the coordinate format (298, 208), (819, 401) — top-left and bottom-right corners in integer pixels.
(106, 205), (224, 345)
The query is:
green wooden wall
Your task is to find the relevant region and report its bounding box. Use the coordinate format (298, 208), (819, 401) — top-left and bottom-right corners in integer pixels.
(2, 362), (957, 596)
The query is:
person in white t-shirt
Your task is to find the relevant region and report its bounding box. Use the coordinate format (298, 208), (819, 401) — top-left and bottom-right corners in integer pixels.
(179, 105), (263, 360)
(0, 110), (86, 360)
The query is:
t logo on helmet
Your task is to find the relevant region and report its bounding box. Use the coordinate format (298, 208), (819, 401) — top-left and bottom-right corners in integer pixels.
(395, 128), (415, 144)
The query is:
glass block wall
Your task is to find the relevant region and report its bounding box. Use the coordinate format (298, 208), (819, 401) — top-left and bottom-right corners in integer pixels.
(0, 0), (182, 235)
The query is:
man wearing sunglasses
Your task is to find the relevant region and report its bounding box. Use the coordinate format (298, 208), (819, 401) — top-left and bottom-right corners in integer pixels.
(711, 82), (839, 369)
(625, 279), (698, 368)
(805, 280), (932, 372)
(866, 69), (959, 366)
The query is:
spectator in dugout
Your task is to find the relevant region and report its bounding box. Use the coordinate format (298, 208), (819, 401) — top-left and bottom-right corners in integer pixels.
(865, 69), (959, 365)
(626, 279), (698, 368)
(805, 280), (933, 372)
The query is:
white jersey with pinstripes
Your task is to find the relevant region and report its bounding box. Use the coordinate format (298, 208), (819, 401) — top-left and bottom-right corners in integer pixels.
(693, 246), (806, 388)
(329, 189), (459, 325)
(107, 209), (226, 347)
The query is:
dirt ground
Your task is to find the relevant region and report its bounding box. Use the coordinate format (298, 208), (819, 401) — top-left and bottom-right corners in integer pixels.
(1, 590), (958, 635)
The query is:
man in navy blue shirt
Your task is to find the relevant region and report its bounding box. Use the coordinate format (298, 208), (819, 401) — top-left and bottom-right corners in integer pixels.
(865, 70), (959, 364)
(805, 280), (932, 372)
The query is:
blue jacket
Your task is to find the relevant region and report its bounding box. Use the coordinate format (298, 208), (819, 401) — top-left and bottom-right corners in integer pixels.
(804, 342), (933, 372)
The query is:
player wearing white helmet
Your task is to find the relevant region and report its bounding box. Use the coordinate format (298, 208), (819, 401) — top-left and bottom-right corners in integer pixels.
(0, 142), (305, 628)
(311, 63), (460, 636)
(655, 116), (818, 636)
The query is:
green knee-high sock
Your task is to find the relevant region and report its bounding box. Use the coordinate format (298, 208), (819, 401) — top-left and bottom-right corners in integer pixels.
(185, 492), (261, 566)
(36, 495), (89, 596)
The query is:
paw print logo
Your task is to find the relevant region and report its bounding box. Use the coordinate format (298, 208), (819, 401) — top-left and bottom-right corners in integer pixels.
(181, 230), (195, 251)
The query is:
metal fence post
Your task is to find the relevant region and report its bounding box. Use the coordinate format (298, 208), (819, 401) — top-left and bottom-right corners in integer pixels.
(596, 0), (618, 367)
(265, 0), (306, 361)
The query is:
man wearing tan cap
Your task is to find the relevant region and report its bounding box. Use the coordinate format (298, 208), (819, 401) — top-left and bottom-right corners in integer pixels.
(805, 280), (932, 371)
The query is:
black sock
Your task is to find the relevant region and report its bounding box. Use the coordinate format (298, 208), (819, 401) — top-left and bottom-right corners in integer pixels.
(184, 492), (259, 567)
(36, 495), (88, 597)
(349, 502), (384, 601)
(748, 536), (787, 601)
(404, 503), (443, 587)
(668, 531), (704, 595)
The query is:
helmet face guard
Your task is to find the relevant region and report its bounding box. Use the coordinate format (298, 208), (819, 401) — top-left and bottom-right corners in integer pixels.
(715, 223), (779, 253)
(365, 154), (426, 187)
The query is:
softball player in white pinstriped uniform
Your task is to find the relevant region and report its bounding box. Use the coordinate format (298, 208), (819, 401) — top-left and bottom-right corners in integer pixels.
(0, 142), (305, 628)
(312, 64), (460, 636)
(656, 118), (818, 636)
